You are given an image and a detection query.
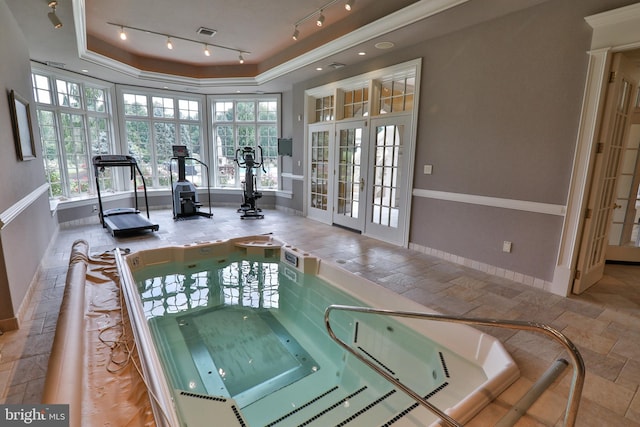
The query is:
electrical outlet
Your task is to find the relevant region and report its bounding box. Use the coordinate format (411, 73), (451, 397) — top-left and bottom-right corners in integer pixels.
(92, 205), (98, 212)
(502, 241), (512, 253)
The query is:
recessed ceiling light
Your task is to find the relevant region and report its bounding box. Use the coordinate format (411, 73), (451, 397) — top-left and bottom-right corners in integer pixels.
(358, 51), (366, 56)
(316, 67), (323, 71)
(81, 69), (89, 73)
(374, 41), (394, 49)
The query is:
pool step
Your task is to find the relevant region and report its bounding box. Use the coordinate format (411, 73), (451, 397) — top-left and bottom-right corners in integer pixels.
(262, 384), (442, 427)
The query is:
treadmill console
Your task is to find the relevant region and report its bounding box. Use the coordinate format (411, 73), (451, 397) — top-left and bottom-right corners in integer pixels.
(172, 145), (189, 158)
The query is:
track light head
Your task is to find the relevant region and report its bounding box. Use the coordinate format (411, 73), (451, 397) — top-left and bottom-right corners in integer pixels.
(119, 26), (127, 40)
(47, 1), (62, 29)
(345, 0), (355, 11)
(238, 53), (244, 64)
(316, 11), (325, 27)
(48, 11), (62, 29)
(204, 45), (211, 56)
(292, 27), (299, 41)
(166, 37), (173, 50)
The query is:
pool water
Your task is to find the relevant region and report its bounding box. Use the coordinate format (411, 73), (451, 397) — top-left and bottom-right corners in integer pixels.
(133, 254), (489, 426)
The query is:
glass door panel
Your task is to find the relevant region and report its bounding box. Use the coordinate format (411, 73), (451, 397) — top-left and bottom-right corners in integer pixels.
(333, 121), (367, 231)
(307, 124), (333, 223)
(365, 115), (411, 245)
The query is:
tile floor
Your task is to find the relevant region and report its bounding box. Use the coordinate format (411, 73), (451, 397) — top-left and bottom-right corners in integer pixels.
(0, 207), (639, 426)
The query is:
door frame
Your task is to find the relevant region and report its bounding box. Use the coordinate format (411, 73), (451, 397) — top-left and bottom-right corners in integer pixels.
(555, 3), (640, 296)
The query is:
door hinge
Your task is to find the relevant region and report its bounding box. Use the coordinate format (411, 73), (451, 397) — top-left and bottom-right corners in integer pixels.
(585, 208), (592, 219)
(596, 142), (604, 154)
(609, 71), (616, 83)
(575, 270), (581, 280)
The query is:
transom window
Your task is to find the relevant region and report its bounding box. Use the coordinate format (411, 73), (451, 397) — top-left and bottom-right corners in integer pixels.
(379, 76), (415, 114)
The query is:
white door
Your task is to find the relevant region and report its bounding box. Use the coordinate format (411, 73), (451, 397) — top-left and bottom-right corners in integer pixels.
(606, 50), (640, 262)
(574, 53), (637, 293)
(364, 115), (412, 246)
(607, 121), (640, 261)
(307, 124), (334, 224)
(332, 120), (368, 231)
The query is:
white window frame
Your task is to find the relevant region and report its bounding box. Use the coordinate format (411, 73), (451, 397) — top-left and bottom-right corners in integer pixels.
(31, 66), (118, 199)
(208, 94), (281, 189)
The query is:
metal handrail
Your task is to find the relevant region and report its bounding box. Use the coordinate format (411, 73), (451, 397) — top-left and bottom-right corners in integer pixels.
(324, 305), (585, 427)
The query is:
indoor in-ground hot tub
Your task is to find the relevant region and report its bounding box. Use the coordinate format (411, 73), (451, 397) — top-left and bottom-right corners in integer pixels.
(115, 235), (520, 427)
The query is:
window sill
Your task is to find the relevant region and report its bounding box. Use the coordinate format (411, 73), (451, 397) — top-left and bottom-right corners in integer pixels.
(52, 187), (281, 209)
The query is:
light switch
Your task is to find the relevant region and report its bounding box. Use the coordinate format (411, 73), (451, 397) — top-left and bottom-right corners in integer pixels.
(423, 164), (433, 175)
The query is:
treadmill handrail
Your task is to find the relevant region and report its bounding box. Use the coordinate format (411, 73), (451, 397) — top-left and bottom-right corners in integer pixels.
(93, 154), (140, 169)
(92, 155), (154, 227)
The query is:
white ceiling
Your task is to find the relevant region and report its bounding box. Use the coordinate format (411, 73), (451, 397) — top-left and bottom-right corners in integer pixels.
(6, 0), (551, 94)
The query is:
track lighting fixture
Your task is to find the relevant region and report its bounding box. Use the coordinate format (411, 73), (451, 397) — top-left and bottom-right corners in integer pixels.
(47, 1), (62, 29)
(107, 23), (249, 62)
(293, 0), (353, 41)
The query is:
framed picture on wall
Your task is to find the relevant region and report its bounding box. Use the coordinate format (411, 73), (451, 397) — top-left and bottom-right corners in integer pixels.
(9, 89), (36, 161)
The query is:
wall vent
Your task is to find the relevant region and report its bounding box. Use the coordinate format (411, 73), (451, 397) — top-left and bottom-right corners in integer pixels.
(45, 61), (66, 68)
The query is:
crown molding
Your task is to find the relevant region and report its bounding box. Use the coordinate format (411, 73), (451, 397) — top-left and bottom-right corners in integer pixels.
(72, 0), (468, 88)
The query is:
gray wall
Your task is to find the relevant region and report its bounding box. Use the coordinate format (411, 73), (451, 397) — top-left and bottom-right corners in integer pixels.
(0, 0), (58, 330)
(289, 0), (637, 282)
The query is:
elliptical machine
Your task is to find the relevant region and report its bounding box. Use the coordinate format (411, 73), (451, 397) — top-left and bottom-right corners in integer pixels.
(234, 146), (266, 219)
(169, 145), (212, 219)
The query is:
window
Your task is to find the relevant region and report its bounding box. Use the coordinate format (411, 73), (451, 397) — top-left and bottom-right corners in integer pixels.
(211, 97), (279, 189)
(343, 87), (368, 118)
(33, 70), (280, 199)
(32, 72), (114, 199)
(122, 90), (204, 188)
(379, 76), (415, 114)
(315, 95), (334, 122)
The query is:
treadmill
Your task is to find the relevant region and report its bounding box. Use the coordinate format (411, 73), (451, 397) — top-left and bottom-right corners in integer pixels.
(92, 155), (159, 237)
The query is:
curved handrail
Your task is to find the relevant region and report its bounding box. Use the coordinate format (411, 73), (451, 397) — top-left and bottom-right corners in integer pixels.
(324, 305), (585, 427)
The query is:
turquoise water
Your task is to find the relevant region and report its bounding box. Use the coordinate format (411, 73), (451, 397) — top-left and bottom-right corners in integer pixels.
(133, 254), (487, 426)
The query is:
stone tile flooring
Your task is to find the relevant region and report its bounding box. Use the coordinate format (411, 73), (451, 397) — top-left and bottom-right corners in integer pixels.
(0, 207), (639, 425)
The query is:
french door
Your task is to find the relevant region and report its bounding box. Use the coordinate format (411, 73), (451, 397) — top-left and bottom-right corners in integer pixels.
(364, 116), (411, 246)
(307, 115), (412, 246)
(574, 53), (636, 293)
(307, 124), (333, 224)
(332, 121), (368, 231)
(605, 50), (640, 263)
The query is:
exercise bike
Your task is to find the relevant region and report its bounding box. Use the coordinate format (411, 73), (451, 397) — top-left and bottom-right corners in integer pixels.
(234, 146), (266, 219)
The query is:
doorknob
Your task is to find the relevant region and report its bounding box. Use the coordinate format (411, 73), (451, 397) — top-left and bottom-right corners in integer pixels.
(613, 203), (622, 209)
(360, 178), (365, 191)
